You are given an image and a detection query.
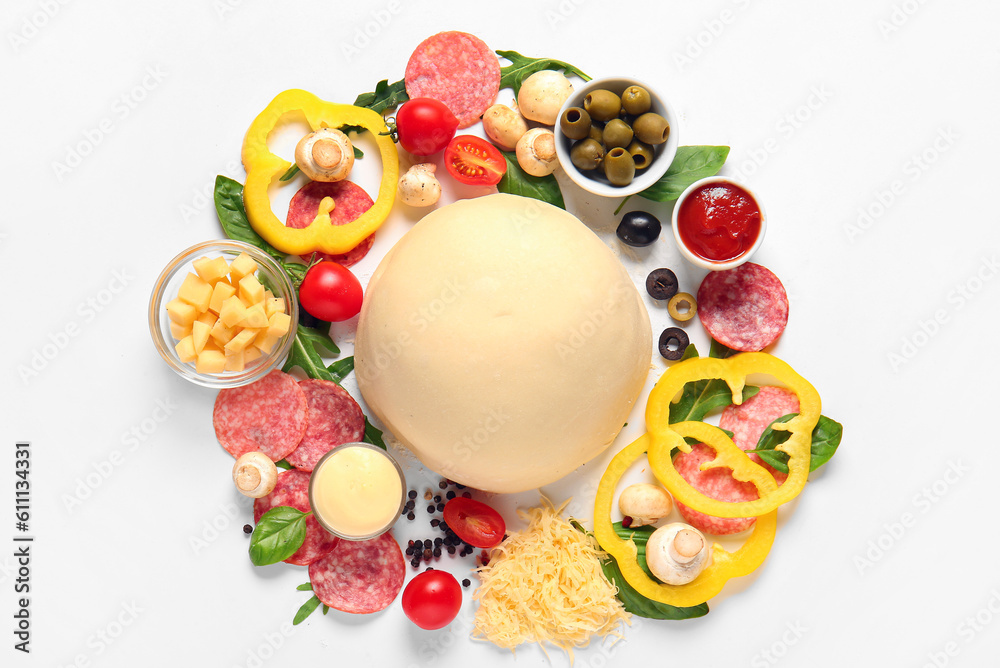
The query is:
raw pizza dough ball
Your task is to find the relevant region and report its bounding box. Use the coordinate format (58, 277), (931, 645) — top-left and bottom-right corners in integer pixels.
(356, 194), (651, 493)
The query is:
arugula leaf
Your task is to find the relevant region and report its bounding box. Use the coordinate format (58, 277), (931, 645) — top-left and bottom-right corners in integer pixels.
(497, 151), (565, 209)
(639, 146), (730, 202)
(296, 582), (313, 591)
(354, 78), (409, 114)
(249, 506), (309, 566)
(495, 50), (591, 96)
(322, 605), (329, 615)
(214, 176), (282, 258)
(363, 416), (386, 450)
(293, 595), (322, 625)
(327, 356), (355, 384)
(275, 459), (293, 470)
(747, 414), (844, 474)
(279, 164), (300, 182)
(282, 324), (341, 381)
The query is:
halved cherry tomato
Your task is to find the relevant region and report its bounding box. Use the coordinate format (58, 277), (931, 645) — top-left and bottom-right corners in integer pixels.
(401, 570), (463, 630)
(442, 497), (506, 548)
(298, 260), (363, 322)
(395, 98), (458, 156)
(443, 135), (507, 186)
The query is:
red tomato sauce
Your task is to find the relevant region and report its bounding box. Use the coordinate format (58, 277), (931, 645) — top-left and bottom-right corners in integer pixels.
(677, 182), (761, 262)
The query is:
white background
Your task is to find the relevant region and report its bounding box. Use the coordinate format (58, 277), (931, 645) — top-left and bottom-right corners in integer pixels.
(4, 1), (1000, 666)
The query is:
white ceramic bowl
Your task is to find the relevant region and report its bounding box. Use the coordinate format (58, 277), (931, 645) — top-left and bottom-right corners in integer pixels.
(672, 176), (767, 271)
(554, 76), (679, 198)
(148, 240), (298, 388)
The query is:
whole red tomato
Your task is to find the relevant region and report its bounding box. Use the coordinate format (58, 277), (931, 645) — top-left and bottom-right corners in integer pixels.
(395, 98), (458, 156)
(401, 570), (463, 630)
(444, 135), (507, 186)
(298, 261), (363, 322)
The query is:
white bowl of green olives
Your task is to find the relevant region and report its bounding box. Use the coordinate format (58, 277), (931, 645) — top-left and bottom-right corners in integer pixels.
(555, 77), (678, 197)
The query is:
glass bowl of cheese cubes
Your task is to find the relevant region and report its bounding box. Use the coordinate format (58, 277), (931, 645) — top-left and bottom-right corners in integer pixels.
(148, 240), (298, 388)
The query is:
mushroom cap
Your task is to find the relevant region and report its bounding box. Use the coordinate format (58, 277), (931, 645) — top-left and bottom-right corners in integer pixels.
(646, 522), (712, 585)
(294, 128), (355, 182)
(517, 70), (574, 125)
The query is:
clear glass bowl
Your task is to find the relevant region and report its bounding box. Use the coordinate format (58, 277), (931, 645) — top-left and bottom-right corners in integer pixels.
(148, 240), (298, 388)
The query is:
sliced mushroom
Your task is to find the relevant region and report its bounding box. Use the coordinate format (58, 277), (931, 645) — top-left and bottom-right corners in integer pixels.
(232, 452), (278, 498)
(645, 522), (712, 585)
(294, 128), (354, 182)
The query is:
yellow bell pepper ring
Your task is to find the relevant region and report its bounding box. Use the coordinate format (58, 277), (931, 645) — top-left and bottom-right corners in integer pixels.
(241, 89), (399, 256)
(594, 433), (778, 608)
(646, 352), (822, 518)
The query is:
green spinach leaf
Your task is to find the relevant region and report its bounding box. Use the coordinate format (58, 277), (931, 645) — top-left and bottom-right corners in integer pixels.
(293, 595), (322, 625)
(282, 324), (341, 382)
(639, 146), (730, 202)
(249, 506), (309, 566)
(354, 78), (409, 114)
(495, 50), (591, 96)
(497, 151), (565, 209)
(363, 416), (386, 450)
(214, 176), (282, 258)
(747, 414), (843, 474)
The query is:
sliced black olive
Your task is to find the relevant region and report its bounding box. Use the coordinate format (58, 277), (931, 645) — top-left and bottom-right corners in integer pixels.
(658, 327), (690, 361)
(617, 211), (662, 247)
(645, 268), (678, 300)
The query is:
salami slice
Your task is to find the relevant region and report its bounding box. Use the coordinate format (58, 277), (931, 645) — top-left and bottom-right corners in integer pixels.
(720, 386), (800, 485)
(286, 379), (366, 472)
(253, 469), (340, 566)
(308, 532), (405, 614)
(673, 444), (759, 535)
(286, 180), (375, 267)
(697, 262), (789, 352)
(213, 370), (307, 461)
(404, 31), (501, 128)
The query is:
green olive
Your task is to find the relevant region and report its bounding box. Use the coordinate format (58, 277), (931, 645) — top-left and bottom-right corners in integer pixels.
(603, 147), (635, 186)
(570, 138), (605, 171)
(602, 119), (634, 150)
(559, 107), (592, 141)
(621, 86), (652, 116)
(627, 140), (655, 170)
(633, 113), (670, 145)
(583, 89), (621, 122)
(587, 123), (604, 144)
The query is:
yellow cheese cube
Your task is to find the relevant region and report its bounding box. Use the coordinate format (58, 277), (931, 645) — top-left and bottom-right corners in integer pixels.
(203, 338), (224, 354)
(196, 311), (217, 327)
(169, 322), (191, 340)
(177, 273), (213, 313)
(255, 332), (281, 354)
(225, 328), (258, 355)
(243, 346), (262, 364)
(196, 349), (226, 374)
(264, 290), (274, 301)
(229, 252), (258, 284)
(239, 274), (265, 306)
(265, 297), (286, 319)
(209, 319), (235, 345)
(209, 281), (237, 315)
(175, 336), (197, 363)
(224, 351), (246, 372)
(243, 302), (269, 329)
(193, 256), (231, 285)
(266, 312), (291, 337)
(219, 296), (248, 328)
(165, 298), (197, 327)
(191, 320), (211, 354)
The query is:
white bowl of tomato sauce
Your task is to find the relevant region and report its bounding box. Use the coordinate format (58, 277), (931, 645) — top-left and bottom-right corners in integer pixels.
(672, 176), (766, 271)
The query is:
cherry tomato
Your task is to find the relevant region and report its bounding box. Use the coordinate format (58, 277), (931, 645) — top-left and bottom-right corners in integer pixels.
(443, 135), (507, 186)
(401, 570), (463, 630)
(298, 260), (363, 322)
(395, 98), (458, 156)
(442, 497), (506, 548)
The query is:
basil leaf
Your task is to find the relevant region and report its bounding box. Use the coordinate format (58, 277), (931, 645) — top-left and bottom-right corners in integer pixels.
(282, 324), (341, 382)
(363, 416), (386, 450)
(639, 146), (730, 202)
(496, 50), (591, 96)
(327, 356), (355, 384)
(709, 338), (739, 360)
(296, 582), (313, 592)
(274, 459), (293, 470)
(668, 343), (759, 424)
(497, 151), (565, 209)
(293, 595), (322, 625)
(214, 176), (283, 259)
(279, 164), (300, 182)
(748, 414), (844, 474)
(339, 124), (366, 135)
(354, 78), (409, 114)
(249, 506), (309, 566)
(322, 604), (329, 615)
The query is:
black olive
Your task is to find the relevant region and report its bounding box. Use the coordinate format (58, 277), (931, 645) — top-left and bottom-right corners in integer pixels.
(645, 268), (679, 300)
(616, 211), (662, 247)
(658, 327), (690, 361)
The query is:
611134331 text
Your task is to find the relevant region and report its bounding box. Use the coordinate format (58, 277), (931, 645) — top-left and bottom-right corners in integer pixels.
(14, 441), (32, 654)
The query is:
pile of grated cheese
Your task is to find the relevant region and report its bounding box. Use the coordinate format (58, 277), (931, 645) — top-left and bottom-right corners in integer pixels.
(472, 499), (630, 659)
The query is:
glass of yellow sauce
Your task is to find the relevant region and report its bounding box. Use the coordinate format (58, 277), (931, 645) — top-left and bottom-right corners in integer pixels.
(308, 442), (406, 540)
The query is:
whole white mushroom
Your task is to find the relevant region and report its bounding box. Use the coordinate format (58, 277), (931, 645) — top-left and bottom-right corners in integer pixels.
(645, 522), (712, 585)
(517, 70), (574, 125)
